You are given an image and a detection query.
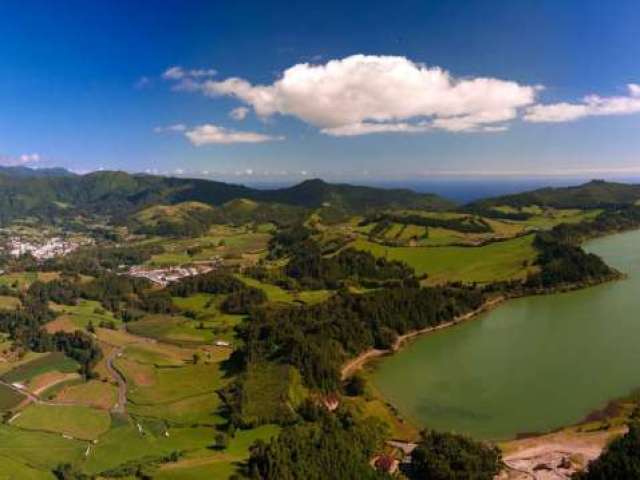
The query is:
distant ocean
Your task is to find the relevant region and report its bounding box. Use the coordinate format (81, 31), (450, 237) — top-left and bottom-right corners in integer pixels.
(246, 176), (640, 204)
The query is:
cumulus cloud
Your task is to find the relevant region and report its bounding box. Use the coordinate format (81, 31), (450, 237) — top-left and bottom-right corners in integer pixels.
(524, 83), (640, 123)
(229, 106), (250, 121)
(165, 55), (538, 134)
(184, 124), (284, 145)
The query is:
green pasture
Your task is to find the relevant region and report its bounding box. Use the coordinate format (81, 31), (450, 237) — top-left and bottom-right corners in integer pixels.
(49, 299), (120, 330)
(237, 275), (331, 305)
(352, 234), (538, 284)
(129, 392), (223, 426)
(82, 423), (213, 475)
(126, 314), (214, 345)
(1, 352), (79, 384)
(0, 424), (85, 471)
(12, 404), (111, 441)
(125, 362), (223, 405)
(154, 424), (280, 480)
(0, 383), (25, 411)
(0, 454), (55, 480)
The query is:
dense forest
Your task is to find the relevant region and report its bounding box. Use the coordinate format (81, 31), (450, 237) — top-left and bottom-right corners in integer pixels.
(0, 170), (453, 226)
(410, 430), (502, 480)
(247, 408), (389, 480)
(467, 179), (640, 210)
(284, 243), (415, 289)
(236, 284), (485, 392)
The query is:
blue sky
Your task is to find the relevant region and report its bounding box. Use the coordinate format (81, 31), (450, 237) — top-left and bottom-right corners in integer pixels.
(1, 0), (640, 181)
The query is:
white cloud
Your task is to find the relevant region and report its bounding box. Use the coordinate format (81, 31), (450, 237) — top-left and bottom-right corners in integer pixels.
(184, 124), (284, 145)
(162, 66), (217, 81)
(524, 83), (640, 123)
(322, 122), (430, 136)
(154, 124), (187, 133)
(165, 55), (538, 134)
(0, 153), (41, 166)
(19, 153), (40, 163)
(229, 106), (250, 121)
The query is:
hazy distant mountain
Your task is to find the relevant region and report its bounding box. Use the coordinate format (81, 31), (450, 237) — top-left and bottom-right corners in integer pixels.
(0, 166), (75, 178)
(466, 179), (640, 210)
(0, 169), (454, 225)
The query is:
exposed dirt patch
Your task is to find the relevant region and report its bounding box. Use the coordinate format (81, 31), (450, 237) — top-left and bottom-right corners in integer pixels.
(497, 427), (626, 479)
(116, 358), (155, 387)
(29, 371), (80, 395)
(44, 315), (79, 334)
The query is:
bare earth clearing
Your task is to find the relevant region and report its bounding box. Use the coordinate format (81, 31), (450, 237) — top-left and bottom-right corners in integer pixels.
(497, 427), (626, 479)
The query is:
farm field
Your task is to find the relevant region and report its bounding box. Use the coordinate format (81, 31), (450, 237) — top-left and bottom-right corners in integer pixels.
(352, 234), (538, 284)
(1, 352), (79, 384)
(124, 362), (223, 405)
(0, 424), (86, 471)
(81, 423), (214, 475)
(154, 425), (280, 480)
(55, 379), (118, 410)
(12, 404), (111, 440)
(126, 314), (217, 344)
(0, 295), (21, 310)
(145, 228), (271, 267)
(0, 271), (60, 291)
(47, 299), (120, 332)
(0, 383), (25, 410)
(237, 275), (332, 305)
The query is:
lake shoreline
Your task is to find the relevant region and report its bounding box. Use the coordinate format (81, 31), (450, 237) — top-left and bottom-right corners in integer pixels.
(340, 272), (623, 381)
(340, 295), (507, 380)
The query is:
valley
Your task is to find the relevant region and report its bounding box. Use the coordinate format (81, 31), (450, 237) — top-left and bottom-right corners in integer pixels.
(0, 170), (640, 478)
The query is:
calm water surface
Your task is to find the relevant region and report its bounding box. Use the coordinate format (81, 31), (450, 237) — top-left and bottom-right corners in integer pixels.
(372, 229), (640, 440)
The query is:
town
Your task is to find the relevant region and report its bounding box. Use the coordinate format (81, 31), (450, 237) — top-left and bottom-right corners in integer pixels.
(127, 257), (223, 286)
(3, 236), (90, 260)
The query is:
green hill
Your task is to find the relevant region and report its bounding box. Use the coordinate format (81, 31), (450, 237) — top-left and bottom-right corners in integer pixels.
(0, 170), (454, 225)
(466, 180), (640, 211)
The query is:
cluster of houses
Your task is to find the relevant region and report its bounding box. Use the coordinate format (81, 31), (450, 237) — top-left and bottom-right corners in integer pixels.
(371, 440), (419, 476)
(127, 258), (222, 286)
(4, 236), (86, 260)
(318, 391), (416, 477)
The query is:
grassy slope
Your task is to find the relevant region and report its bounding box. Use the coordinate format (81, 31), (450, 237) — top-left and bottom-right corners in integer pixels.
(0, 383), (26, 410)
(1, 352), (79, 384)
(12, 404), (111, 441)
(352, 234), (537, 284)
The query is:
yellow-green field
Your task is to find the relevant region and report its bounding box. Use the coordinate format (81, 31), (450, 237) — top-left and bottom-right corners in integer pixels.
(0, 295), (21, 310)
(145, 228), (271, 267)
(0, 271), (60, 291)
(237, 275), (332, 305)
(48, 299), (120, 332)
(12, 404), (111, 440)
(352, 234), (538, 284)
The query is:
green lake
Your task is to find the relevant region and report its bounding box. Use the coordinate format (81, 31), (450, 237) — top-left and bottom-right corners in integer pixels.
(371, 228), (640, 440)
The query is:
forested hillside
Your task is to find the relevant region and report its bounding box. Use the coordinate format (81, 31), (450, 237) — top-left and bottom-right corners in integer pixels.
(467, 179), (640, 211)
(0, 169), (453, 226)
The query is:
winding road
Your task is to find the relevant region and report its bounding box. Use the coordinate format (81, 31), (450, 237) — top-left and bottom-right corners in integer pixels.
(104, 346), (127, 414)
(0, 344), (130, 415)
